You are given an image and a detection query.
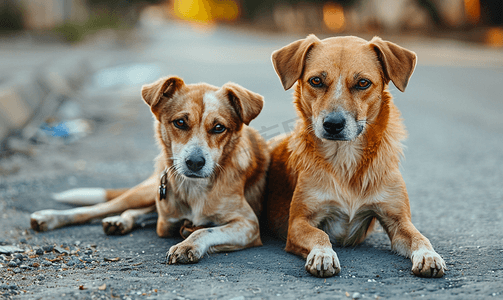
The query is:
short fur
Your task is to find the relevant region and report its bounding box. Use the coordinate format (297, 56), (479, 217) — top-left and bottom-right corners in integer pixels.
(31, 76), (269, 264)
(265, 35), (446, 278)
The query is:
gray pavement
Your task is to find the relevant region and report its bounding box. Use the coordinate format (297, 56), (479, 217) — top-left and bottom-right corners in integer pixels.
(1, 21), (503, 299)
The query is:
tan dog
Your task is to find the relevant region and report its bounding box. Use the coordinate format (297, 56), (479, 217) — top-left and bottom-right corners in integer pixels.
(265, 35), (446, 277)
(30, 76), (269, 264)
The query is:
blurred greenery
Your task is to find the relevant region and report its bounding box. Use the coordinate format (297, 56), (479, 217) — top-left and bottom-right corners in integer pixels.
(53, 0), (163, 43)
(53, 10), (126, 43)
(0, 0), (24, 31)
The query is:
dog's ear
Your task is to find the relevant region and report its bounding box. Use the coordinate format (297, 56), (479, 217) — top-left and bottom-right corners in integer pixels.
(369, 37), (417, 92)
(141, 76), (185, 113)
(220, 83), (264, 125)
(271, 34), (320, 90)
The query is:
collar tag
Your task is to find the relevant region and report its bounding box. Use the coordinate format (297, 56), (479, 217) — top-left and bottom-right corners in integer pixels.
(159, 169), (168, 201)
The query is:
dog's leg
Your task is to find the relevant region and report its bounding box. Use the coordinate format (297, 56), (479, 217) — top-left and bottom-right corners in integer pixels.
(286, 214), (341, 278)
(30, 176), (157, 232)
(377, 192), (446, 278)
(102, 205), (156, 235)
(166, 211), (261, 264)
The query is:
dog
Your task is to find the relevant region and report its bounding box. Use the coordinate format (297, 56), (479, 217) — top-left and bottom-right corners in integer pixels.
(264, 35), (446, 278)
(30, 76), (270, 264)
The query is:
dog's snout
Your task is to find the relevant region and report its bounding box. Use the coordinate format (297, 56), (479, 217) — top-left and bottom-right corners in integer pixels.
(186, 155), (206, 172)
(323, 112), (346, 135)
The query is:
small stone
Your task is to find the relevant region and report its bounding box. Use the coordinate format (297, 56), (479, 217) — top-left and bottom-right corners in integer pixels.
(8, 261), (19, 267)
(37, 275), (45, 281)
(104, 257), (120, 262)
(42, 245), (54, 252)
(14, 253), (24, 260)
(0, 284), (8, 289)
(42, 260), (52, 266)
(19, 264), (29, 269)
(54, 246), (69, 255)
(19, 238), (27, 244)
(352, 292), (361, 299)
(12, 267), (22, 274)
(84, 250), (92, 255)
(0, 245), (24, 255)
(31, 262), (40, 268)
(66, 260), (75, 266)
(35, 248), (44, 255)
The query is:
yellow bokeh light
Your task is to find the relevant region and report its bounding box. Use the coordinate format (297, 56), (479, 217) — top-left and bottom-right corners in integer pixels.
(214, 0), (239, 22)
(174, 0), (213, 24)
(323, 3), (345, 32)
(485, 27), (503, 48)
(173, 0), (239, 24)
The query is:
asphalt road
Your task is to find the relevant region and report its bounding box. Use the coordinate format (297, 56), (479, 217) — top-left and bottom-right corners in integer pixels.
(1, 21), (503, 299)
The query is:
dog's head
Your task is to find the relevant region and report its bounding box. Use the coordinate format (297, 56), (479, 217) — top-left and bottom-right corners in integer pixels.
(141, 76), (263, 179)
(272, 35), (416, 141)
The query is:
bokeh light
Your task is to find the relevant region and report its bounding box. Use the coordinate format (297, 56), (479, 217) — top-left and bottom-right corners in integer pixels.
(323, 2), (345, 32)
(173, 0), (239, 25)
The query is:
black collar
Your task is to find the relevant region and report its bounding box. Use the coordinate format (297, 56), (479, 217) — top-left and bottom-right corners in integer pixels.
(159, 169), (168, 200)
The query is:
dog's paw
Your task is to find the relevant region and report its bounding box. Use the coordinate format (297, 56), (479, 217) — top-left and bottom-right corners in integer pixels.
(102, 216), (133, 235)
(411, 248), (446, 278)
(305, 247), (341, 277)
(30, 210), (61, 232)
(166, 242), (203, 264)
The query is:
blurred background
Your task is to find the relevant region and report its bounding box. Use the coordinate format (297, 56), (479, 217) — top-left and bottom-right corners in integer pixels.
(1, 0), (502, 44)
(0, 0), (502, 174)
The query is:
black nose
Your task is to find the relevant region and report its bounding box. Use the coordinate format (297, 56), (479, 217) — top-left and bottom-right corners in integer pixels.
(323, 112), (346, 135)
(186, 155), (205, 172)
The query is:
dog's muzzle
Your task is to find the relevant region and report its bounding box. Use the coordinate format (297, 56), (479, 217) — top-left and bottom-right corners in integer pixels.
(321, 111), (364, 141)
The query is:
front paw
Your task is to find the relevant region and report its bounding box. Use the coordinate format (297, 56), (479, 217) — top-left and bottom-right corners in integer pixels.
(411, 248), (446, 278)
(166, 242), (203, 264)
(305, 247), (341, 277)
(102, 216), (133, 235)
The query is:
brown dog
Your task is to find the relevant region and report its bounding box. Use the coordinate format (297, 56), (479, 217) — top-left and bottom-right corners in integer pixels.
(30, 76), (269, 264)
(265, 35), (446, 277)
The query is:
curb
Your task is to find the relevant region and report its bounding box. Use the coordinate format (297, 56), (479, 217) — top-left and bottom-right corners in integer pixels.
(0, 56), (92, 149)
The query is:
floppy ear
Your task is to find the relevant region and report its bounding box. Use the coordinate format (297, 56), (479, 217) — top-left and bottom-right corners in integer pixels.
(141, 76), (185, 114)
(369, 37), (417, 92)
(271, 34), (320, 90)
(219, 82), (264, 125)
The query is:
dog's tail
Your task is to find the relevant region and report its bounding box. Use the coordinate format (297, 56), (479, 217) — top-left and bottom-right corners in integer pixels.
(52, 188), (129, 205)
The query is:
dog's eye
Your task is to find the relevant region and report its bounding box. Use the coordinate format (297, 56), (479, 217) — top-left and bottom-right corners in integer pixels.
(173, 119), (188, 130)
(211, 124), (226, 134)
(308, 77), (323, 87)
(356, 79), (371, 90)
